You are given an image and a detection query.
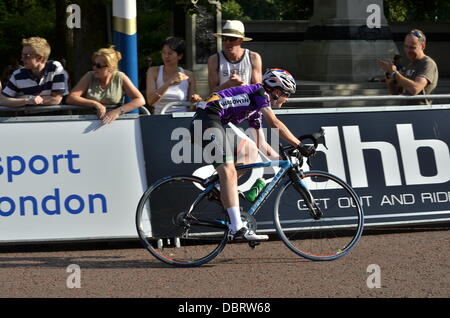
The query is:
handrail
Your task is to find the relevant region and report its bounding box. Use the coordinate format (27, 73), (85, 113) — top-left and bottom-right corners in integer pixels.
(0, 104), (150, 115)
(287, 94), (450, 103)
(2, 94), (449, 115)
(160, 101), (193, 115)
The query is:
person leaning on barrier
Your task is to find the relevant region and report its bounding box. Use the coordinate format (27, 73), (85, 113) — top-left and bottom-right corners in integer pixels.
(207, 20), (263, 93)
(0, 37), (68, 108)
(146, 37), (202, 115)
(377, 29), (439, 105)
(66, 46), (145, 124)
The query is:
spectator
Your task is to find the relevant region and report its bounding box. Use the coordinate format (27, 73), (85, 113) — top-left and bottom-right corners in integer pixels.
(208, 20), (263, 93)
(66, 46), (145, 124)
(377, 29), (439, 104)
(146, 37), (201, 115)
(0, 37), (68, 108)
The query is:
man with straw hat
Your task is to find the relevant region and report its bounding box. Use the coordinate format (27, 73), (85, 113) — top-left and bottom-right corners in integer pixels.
(208, 20), (262, 93)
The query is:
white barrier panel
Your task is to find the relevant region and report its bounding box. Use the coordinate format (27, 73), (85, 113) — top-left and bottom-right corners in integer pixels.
(0, 118), (146, 242)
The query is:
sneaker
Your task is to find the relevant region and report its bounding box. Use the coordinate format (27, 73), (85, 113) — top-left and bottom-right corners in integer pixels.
(228, 227), (269, 241)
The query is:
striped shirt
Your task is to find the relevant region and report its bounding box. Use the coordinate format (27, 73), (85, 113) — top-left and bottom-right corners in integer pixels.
(2, 61), (68, 98)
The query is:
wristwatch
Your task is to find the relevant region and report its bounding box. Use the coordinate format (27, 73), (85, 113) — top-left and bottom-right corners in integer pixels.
(390, 71), (398, 79)
(119, 106), (126, 115)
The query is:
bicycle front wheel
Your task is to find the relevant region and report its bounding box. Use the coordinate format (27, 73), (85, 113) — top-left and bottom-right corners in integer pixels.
(136, 176), (229, 267)
(274, 171), (364, 261)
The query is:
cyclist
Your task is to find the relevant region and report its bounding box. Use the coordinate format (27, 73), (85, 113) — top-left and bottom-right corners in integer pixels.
(190, 68), (315, 241)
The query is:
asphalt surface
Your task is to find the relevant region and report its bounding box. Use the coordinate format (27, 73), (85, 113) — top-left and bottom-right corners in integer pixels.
(0, 224), (448, 299)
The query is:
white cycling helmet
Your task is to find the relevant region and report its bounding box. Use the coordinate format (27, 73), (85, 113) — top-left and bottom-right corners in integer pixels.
(262, 68), (296, 95)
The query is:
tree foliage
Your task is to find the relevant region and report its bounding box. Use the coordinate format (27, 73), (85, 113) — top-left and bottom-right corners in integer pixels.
(384, 0), (450, 22)
(0, 0), (56, 79)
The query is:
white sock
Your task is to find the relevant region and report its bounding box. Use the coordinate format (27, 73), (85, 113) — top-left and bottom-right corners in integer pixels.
(227, 207), (243, 232)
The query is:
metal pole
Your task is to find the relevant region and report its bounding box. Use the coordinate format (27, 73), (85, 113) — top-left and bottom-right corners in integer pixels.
(112, 0), (139, 113)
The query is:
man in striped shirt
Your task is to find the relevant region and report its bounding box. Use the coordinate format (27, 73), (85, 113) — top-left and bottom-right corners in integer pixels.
(0, 37), (68, 107)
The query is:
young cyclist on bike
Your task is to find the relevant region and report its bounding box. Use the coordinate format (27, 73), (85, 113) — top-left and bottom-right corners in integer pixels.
(191, 68), (315, 241)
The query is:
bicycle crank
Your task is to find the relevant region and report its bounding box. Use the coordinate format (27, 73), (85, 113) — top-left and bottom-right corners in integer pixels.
(240, 210), (257, 232)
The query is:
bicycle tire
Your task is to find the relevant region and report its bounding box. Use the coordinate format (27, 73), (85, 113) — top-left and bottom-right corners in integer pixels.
(274, 170), (364, 261)
(136, 175), (229, 267)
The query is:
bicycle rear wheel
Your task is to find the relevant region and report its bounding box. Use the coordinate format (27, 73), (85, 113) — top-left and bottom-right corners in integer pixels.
(274, 171), (364, 261)
(136, 176), (229, 267)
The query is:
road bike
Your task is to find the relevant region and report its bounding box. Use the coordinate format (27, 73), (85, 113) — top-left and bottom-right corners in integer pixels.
(136, 129), (364, 267)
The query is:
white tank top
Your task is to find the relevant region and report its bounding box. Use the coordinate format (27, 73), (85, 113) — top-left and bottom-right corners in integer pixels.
(153, 66), (189, 114)
(218, 49), (253, 86)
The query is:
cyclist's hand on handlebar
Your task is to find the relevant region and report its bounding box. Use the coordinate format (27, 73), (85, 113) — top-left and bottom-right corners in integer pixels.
(297, 144), (316, 157)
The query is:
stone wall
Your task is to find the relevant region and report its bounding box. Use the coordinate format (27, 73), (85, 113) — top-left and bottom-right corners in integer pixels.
(243, 21), (450, 80)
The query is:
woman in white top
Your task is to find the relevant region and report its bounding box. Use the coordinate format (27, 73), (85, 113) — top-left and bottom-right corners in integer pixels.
(146, 37), (201, 114)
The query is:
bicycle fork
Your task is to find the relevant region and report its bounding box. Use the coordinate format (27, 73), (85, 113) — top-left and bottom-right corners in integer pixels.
(288, 171), (323, 220)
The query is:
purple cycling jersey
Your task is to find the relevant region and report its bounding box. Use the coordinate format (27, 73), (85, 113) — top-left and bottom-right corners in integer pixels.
(197, 84), (270, 129)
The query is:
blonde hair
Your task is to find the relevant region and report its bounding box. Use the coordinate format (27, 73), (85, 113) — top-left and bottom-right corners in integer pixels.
(92, 46), (122, 70)
(22, 37), (51, 61)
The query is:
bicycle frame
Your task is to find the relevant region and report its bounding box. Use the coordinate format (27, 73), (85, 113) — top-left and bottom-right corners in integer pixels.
(202, 159), (312, 221)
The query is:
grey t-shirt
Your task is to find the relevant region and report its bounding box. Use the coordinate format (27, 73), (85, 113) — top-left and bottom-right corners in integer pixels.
(403, 55), (439, 96)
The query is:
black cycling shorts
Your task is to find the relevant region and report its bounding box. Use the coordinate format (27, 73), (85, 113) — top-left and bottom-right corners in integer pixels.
(190, 109), (243, 166)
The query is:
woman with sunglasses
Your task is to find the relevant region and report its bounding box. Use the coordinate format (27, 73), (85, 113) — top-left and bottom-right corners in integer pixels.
(191, 68), (315, 241)
(67, 46), (145, 124)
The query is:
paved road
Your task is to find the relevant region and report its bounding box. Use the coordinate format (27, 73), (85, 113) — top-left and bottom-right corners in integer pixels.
(0, 224), (448, 299)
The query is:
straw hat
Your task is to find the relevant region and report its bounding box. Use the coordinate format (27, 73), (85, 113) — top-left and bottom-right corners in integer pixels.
(213, 20), (252, 42)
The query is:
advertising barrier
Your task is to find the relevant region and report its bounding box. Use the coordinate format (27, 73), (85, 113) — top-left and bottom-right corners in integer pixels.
(140, 106), (450, 232)
(0, 116), (147, 243)
(1, 105), (449, 243)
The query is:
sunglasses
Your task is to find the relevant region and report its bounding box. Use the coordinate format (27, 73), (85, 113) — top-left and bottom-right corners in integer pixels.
(92, 63), (108, 69)
(21, 53), (38, 60)
(222, 36), (240, 42)
(410, 30), (423, 39)
(271, 88), (290, 100)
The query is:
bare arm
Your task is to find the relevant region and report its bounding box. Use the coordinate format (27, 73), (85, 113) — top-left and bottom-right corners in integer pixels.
(248, 127), (280, 160)
(146, 66), (189, 107)
(394, 73), (428, 95)
(261, 107), (301, 147)
(250, 51), (263, 84)
(102, 73), (145, 124)
(377, 59), (428, 95)
(185, 70), (202, 110)
(41, 92), (63, 105)
(0, 94), (43, 107)
(207, 54), (220, 93)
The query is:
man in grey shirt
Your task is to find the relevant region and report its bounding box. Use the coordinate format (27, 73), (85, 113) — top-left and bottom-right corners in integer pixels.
(377, 29), (439, 104)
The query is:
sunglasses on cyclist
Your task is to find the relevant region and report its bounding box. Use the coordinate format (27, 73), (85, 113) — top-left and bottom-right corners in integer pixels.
(92, 63), (108, 69)
(271, 89), (290, 101)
